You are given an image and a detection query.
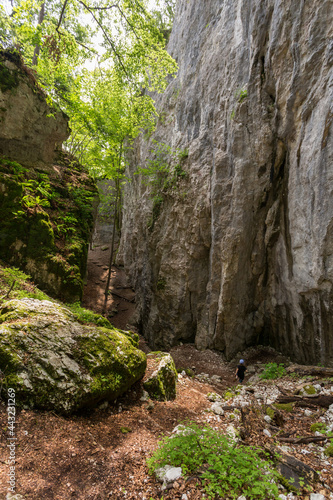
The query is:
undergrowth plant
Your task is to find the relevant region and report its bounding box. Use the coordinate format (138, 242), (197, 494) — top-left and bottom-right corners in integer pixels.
(0, 264), (112, 330)
(147, 422), (280, 499)
(260, 363), (286, 380)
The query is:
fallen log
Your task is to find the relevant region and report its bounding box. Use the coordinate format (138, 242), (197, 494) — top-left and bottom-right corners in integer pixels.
(265, 446), (319, 489)
(278, 435), (333, 445)
(286, 364), (333, 377)
(276, 394), (333, 408)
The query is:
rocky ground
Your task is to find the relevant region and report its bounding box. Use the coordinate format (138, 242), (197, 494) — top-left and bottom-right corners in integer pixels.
(1, 231), (333, 499)
(1, 345), (333, 500)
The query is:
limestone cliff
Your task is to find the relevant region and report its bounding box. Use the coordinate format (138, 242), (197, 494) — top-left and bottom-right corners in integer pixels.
(118, 0), (333, 365)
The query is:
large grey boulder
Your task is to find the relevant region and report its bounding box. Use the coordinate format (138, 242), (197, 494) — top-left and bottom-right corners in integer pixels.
(0, 298), (146, 414)
(143, 352), (178, 400)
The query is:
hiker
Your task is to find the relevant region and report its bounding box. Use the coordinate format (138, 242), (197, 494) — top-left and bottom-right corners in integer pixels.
(235, 359), (246, 384)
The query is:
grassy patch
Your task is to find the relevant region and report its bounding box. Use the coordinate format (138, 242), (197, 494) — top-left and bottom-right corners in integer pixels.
(0, 262), (112, 331)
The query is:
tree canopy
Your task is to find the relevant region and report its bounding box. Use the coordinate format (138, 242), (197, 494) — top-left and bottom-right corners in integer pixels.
(0, 0), (178, 177)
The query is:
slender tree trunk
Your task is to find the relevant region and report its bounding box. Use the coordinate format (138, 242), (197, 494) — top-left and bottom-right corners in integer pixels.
(102, 177), (120, 315)
(32, 3), (45, 66)
(102, 144), (124, 315)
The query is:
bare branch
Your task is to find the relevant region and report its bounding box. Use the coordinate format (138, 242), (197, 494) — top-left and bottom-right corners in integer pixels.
(78, 0), (130, 79)
(56, 0), (69, 31)
(80, 2), (120, 10)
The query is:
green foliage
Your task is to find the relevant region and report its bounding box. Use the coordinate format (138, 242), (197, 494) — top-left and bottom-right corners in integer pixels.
(236, 87), (248, 102)
(1, 0), (178, 199)
(0, 263), (49, 303)
(324, 444), (333, 457)
(65, 302), (112, 329)
(0, 266), (30, 287)
(120, 426), (132, 434)
(260, 363), (286, 380)
(147, 422), (280, 499)
(137, 141), (188, 191)
(0, 152), (97, 302)
(224, 390), (234, 400)
(310, 422), (327, 434)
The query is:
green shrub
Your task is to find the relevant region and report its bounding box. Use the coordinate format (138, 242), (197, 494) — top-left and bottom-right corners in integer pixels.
(236, 87), (248, 102)
(260, 363), (286, 380)
(147, 422), (280, 499)
(310, 422), (327, 434)
(324, 444), (333, 457)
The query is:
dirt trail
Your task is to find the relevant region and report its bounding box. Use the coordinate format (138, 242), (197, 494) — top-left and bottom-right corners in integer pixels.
(82, 244), (136, 331)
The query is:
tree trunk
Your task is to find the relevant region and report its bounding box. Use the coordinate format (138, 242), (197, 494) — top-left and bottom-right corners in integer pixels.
(102, 178), (120, 315)
(286, 365), (333, 377)
(32, 3), (45, 66)
(276, 394), (333, 408)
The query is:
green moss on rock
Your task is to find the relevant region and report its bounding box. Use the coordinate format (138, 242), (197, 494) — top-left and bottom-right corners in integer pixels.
(0, 298), (146, 414)
(302, 384), (316, 395)
(0, 152), (98, 302)
(324, 444), (333, 457)
(143, 352), (178, 401)
(310, 422), (327, 433)
(266, 407), (275, 419)
(273, 403), (294, 412)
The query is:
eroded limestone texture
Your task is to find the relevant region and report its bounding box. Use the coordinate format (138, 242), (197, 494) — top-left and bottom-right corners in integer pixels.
(118, 0), (333, 365)
(0, 50), (69, 168)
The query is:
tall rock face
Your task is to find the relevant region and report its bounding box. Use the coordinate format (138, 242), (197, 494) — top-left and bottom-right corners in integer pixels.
(118, 0), (333, 365)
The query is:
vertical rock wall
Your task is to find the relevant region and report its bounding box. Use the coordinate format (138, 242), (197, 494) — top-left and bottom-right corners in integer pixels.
(118, 0), (333, 365)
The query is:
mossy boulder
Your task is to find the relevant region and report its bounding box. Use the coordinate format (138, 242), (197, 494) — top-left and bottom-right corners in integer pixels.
(143, 352), (178, 401)
(0, 298), (147, 414)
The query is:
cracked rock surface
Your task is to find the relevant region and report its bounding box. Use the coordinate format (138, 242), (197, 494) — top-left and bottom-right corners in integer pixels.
(118, 0), (333, 364)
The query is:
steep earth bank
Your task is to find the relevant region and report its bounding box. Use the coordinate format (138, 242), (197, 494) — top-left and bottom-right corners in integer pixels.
(118, 0), (333, 365)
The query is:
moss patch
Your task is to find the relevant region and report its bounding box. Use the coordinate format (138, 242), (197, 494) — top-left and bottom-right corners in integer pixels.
(302, 385), (316, 395)
(273, 403), (294, 412)
(266, 407), (275, 419)
(0, 152), (98, 302)
(310, 422), (327, 433)
(143, 352), (178, 401)
(0, 61), (19, 93)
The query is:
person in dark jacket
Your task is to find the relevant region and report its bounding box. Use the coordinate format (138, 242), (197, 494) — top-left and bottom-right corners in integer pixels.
(235, 359), (246, 383)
